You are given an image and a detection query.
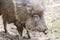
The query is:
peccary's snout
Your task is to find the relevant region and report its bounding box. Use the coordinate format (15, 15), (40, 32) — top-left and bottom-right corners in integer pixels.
(42, 28), (48, 34)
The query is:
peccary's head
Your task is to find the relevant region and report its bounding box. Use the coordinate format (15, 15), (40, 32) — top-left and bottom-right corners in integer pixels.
(14, 0), (48, 34)
(25, 0), (48, 34)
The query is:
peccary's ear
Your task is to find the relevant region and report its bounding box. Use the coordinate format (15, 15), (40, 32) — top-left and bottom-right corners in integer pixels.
(26, 4), (33, 13)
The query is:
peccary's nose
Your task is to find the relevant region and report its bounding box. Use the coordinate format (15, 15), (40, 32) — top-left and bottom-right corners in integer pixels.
(43, 29), (48, 34)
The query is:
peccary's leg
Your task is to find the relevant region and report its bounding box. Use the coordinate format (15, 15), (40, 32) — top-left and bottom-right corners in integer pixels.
(17, 25), (23, 36)
(3, 21), (7, 33)
(14, 21), (30, 39)
(20, 23), (31, 39)
(4, 21), (7, 33)
(14, 21), (23, 40)
(24, 26), (31, 39)
(26, 29), (31, 39)
(2, 16), (7, 33)
(14, 21), (23, 36)
(16, 23), (31, 39)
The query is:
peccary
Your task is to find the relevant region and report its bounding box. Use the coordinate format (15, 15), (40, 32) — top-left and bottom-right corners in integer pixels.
(0, 0), (48, 39)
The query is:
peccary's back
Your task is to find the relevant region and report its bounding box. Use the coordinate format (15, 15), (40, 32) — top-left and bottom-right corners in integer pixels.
(0, 0), (18, 23)
(1, 0), (29, 23)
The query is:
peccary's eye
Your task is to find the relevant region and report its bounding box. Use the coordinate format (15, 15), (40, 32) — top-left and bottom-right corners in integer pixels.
(33, 15), (40, 22)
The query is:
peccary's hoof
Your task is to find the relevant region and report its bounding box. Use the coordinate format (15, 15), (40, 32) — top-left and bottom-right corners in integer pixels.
(23, 36), (31, 39)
